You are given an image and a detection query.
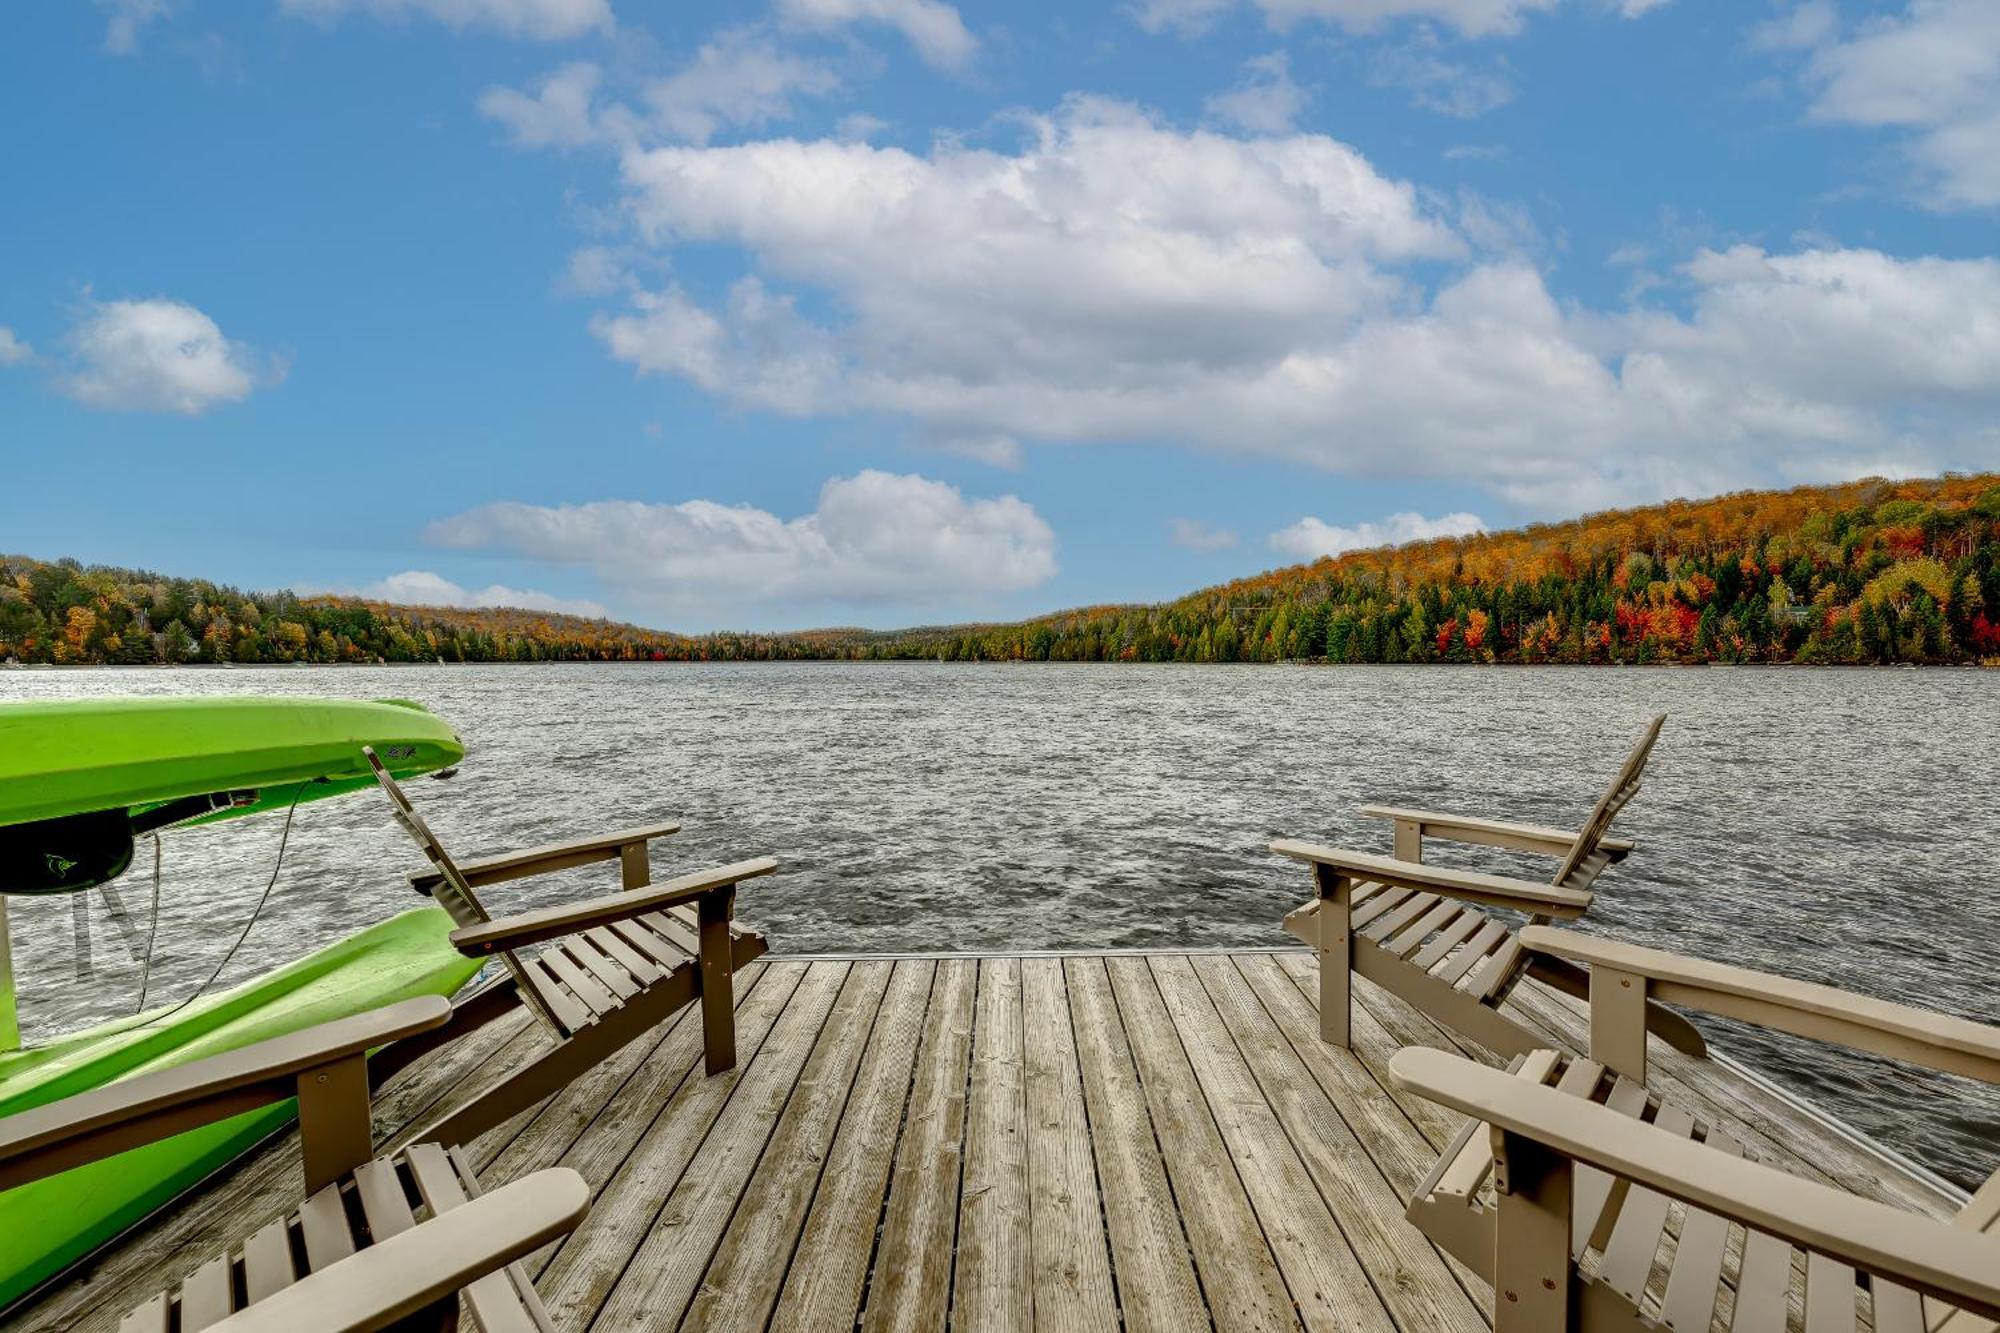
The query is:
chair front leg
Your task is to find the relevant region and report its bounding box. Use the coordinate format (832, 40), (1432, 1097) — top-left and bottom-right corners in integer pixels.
(1491, 1126), (1575, 1332)
(696, 885), (737, 1075)
(1314, 864), (1354, 1047)
(295, 1052), (375, 1194)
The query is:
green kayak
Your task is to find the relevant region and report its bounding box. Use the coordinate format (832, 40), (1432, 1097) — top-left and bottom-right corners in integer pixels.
(0, 695), (480, 1309)
(0, 695), (465, 830)
(0, 697), (465, 896)
(0, 908), (483, 1310)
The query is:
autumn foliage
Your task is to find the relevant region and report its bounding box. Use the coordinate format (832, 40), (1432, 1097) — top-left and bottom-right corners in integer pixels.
(3, 473), (1997, 667)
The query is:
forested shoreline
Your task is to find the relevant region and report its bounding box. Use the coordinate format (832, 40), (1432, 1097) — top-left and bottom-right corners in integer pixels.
(6, 474), (1997, 668)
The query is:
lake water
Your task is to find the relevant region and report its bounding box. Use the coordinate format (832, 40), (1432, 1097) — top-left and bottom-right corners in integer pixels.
(3, 663), (1995, 1191)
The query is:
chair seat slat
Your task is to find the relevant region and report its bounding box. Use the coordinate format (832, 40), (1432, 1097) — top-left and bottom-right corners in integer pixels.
(522, 956), (594, 1033)
(643, 908), (701, 956)
(1466, 933), (1528, 1001)
(118, 1294), (170, 1333)
(608, 916), (689, 970)
(1383, 899), (1464, 958)
(1734, 1229), (1794, 1332)
(566, 933), (641, 1001)
(1409, 907), (1488, 971)
(406, 1144), (546, 1333)
(584, 925), (663, 985)
(1805, 1253), (1859, 1333)
(1657, 1130), (1742, 1331)
(1869, 1281), (1925, 1333)
(1595, 1103), (1696, 1303)
(353, 1157), (417, 1244)
(1351, 884), (1414, 930)
(1539, 1055), (1611, 1257)
(538, 946), (619, 1019)
(178, 1256), (234, 1333)
(1575, 1074), (1650, 1258)
(241, 1218), (296, 1304)
(297, 1179), (357, 1270)
(1361, 890), (1439, 942)
(1362, 891), (1443, 944)
(1434, 919), (1510, 986)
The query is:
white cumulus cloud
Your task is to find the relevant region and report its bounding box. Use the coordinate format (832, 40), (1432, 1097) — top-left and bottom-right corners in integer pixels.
(281, 0), (612, 40)
(600, 99), (1460, 423)
(775, 0), (976, 71)
(0, 328), (31, 367)
(1270, 510), (1486, 560)
(424, 471), (1057, 614)
(59, 298), (274, 415)
(492, 84), (2000, 512)
(352, 570), (611, 618)
(1771, 0), (2000, 210)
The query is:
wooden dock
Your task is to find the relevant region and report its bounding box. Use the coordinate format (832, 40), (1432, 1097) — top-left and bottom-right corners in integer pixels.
(7, 949), (1963, 1332)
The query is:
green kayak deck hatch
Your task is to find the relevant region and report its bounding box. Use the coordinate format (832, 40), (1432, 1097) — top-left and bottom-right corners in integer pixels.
(0, 695), (475, 1311)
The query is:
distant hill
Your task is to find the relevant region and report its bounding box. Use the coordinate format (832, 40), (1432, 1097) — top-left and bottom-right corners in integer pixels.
(5, 473), (1997, 667)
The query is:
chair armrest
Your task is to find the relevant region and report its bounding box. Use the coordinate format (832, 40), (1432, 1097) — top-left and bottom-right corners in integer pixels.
(0, 997), (451, 1188)
(409, 823), (681, 894)
(1270, 840), (1593, 918)
(1357, 805), (1634, 860)
(1521, 926), (2000, 1084)
(1389, 1047), (2000, 1320)
(449, 856), (779, 957)
(210, 1168), (591, 1333)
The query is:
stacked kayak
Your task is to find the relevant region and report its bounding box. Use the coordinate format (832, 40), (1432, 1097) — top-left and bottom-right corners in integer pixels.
(0, 697), (480, 1309)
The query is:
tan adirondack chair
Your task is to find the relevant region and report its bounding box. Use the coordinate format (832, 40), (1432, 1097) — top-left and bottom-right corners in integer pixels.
(0, 996), (591, 1332)
(363, 749), (775, 1148)
(1274, 715), (1706, 1061)
(1394, 927), (2000, 1333)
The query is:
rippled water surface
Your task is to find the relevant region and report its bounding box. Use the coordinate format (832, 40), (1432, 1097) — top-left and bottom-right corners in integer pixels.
(4, 663), (1995, 1189)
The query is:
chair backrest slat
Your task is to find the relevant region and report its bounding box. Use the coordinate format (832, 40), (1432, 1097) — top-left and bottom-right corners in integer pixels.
(1552, 715), (1666, 890)
(364, 749), (566, 1035)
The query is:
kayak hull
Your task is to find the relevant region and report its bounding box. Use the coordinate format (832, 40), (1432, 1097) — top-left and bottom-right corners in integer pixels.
(0, 697), (465, 830)
(0, 908), (484, 1311)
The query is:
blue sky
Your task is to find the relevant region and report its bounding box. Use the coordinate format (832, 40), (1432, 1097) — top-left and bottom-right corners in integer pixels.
(3, 0), (1997, 631)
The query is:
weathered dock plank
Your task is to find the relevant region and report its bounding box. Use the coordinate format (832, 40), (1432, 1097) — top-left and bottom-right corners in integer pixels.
(769, 958), (937, 1332)
(954, 957), (1033, 1333)
(1020, 956), (1119, 1332)
(862, 956), (976, 1333)
(5, 947), (1964, 1333)
(1063, 954), (1212, 1331)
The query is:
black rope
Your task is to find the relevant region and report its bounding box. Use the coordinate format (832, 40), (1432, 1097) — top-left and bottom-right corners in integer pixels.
(133, 781), (307, 1027)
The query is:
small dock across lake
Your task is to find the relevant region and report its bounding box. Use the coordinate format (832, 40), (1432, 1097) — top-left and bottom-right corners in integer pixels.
(7, 948), (1962, 1332)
